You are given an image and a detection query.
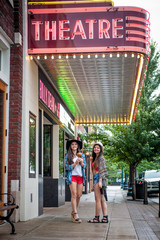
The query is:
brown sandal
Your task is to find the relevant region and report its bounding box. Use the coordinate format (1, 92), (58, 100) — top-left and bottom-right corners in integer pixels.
(71, 211), (74, 221)
(72, 212), (82, 223)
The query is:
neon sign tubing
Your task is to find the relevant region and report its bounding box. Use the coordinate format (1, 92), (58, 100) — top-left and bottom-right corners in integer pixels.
(28, 0), (114, 5)
(28, 7), (149, 17)
(129, 55), (144, 124)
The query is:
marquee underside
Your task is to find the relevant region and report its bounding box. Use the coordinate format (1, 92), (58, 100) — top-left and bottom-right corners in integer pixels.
(34, 52), (148, 125)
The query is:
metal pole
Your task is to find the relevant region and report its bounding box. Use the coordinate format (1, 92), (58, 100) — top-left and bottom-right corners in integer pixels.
(143, 180), (148, 205)
(85, 155), (88, 194)
(123, 173), (128, 190)
(88, 157), (91, 193)
(121, 168), (124, 189)
(127, 164), (132, 196)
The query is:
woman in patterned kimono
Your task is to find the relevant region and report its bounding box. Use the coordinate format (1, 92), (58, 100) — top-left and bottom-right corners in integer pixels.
(88, 142), (108, 223)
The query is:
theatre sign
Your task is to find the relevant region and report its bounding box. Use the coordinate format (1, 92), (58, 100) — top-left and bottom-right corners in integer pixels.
(28, 1), (151, 125)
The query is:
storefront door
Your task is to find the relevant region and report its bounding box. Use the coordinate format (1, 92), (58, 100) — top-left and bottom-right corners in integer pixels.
(38, 109), (43, 216)
(43, 125), (52, 177)
(0, 81), (6, 203)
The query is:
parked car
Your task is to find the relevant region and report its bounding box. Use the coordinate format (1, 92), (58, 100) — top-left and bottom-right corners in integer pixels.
(143, 170), (160, 195)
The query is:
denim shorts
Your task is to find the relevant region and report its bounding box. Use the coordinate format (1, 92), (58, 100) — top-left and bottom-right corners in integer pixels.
(93, 173), (99, 185)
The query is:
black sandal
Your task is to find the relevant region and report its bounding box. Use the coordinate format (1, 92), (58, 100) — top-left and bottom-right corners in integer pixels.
(101, 215), (108, 223)
(88, 216), (100, 223)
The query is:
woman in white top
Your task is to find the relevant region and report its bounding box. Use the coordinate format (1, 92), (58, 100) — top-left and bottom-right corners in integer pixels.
(65, 139), (86, 223)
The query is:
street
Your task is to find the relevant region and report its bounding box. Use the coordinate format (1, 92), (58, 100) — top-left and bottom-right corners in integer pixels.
(82, 185), (159, 204)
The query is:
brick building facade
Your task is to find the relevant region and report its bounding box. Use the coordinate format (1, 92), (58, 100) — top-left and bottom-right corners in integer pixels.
(8, 0), (23, 194)
(0, 0), (23, 199)
(0, 0), (76, 221)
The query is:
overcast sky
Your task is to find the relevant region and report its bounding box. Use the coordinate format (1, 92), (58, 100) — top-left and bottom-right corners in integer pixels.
(114, 0), (160, 48)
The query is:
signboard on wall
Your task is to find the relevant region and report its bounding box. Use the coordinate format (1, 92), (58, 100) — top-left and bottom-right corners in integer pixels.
(28, 6), (150, 54)
(39, 79), (60, 119)
(39, 69), (75, 131)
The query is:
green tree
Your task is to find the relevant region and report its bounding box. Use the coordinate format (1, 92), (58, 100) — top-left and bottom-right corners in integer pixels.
(107, 42), (160, 199)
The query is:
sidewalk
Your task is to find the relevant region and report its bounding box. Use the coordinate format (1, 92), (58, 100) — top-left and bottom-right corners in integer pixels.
(0, 186), (160, 240)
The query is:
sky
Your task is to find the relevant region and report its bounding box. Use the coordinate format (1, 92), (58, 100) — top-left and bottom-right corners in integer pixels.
(114, 0), (160, 48)
(114, 0), (160, 94)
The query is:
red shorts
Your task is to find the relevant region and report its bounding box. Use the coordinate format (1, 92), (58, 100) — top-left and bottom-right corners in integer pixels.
(72, 175), (83, 184)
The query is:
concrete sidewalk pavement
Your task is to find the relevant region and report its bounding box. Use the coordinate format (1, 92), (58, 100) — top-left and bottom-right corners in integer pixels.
(0, 186), (160, 240)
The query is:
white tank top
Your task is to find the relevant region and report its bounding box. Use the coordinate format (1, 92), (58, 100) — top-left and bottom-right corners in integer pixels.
(72, 156), (82, 177)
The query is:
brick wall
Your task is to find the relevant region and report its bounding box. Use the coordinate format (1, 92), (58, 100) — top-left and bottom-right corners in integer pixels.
(8, 0), (23, 193)
(0, 1), (14, 41)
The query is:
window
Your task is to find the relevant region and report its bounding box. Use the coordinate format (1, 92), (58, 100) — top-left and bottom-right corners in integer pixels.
(59, 129), (64, 178)
(29, 113), (36, 178)
(8, 0), (14, 7)
(0, 89), (4, 198)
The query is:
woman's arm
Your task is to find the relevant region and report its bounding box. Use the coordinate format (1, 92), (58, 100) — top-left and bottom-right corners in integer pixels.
(81, 153), (86, 169)
(99, 156), (108, 179)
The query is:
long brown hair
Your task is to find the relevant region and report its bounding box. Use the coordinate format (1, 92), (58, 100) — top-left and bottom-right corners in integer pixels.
(67, 143), (80, 165)
(92, 144), (103, 170)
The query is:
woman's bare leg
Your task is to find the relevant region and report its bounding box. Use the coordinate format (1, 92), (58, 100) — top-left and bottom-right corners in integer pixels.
(94, 183), (102, 216)
(101, 194), (107, 216)
(69, 182), (79, 218)
(77, 183), (83, 208)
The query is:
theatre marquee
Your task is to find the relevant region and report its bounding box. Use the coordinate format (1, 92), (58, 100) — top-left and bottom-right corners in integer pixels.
(28, 1), (151, 125)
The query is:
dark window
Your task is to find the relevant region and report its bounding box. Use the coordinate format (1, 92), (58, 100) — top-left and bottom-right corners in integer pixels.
(29, 113), (36, 178)
(38, 109), (42, 175)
